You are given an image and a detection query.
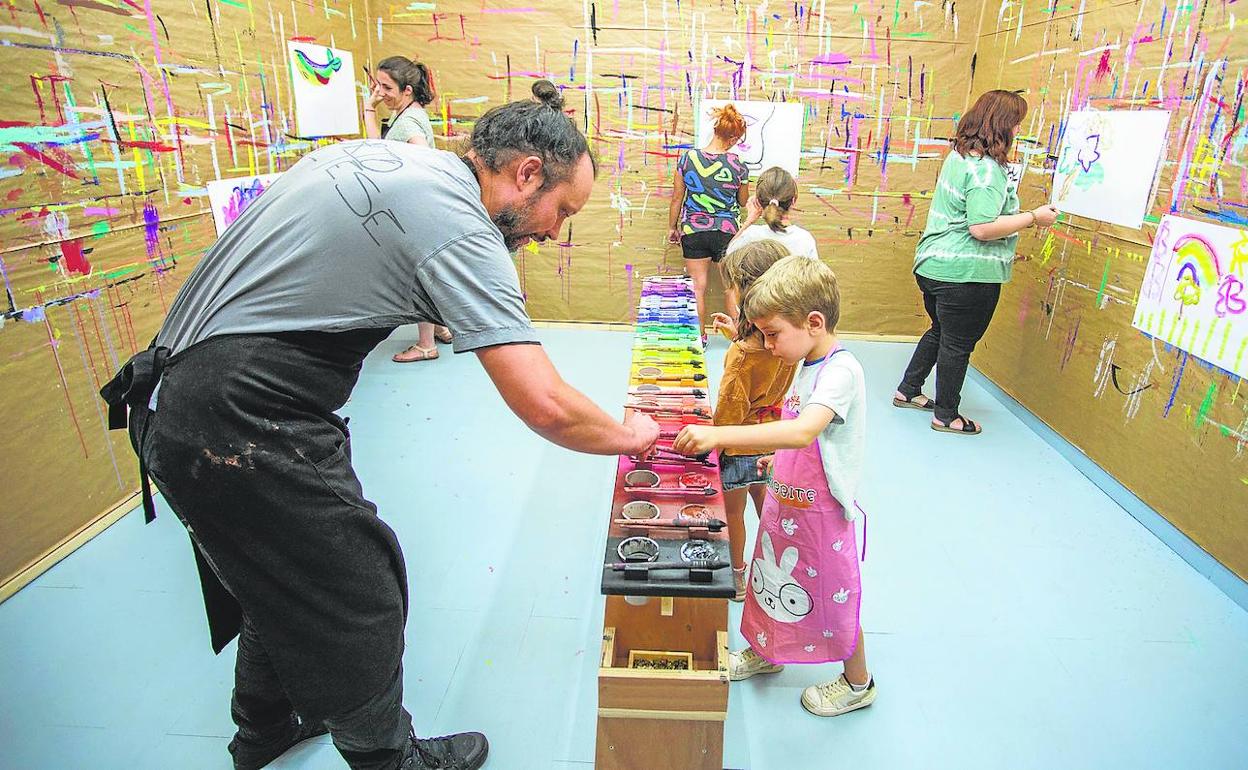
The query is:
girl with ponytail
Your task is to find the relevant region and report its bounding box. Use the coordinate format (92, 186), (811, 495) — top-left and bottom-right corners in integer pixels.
(725, 166), (819, 260)
(668, 103), (750, 344)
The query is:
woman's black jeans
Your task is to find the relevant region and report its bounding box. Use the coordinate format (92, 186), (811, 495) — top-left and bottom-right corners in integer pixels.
(897, 273), (1001, 423)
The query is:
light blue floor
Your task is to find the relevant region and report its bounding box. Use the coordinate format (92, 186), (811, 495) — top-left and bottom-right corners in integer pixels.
(3, 328), (1247, 770)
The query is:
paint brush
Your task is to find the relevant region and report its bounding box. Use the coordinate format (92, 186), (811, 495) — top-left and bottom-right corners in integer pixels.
(633, 372), (708, 383)
(614, 517), (727, 531)
(629, 386), (706, 397)
(623, 486), (717, 497)
(607, 560), (729, 571)
(628, 404), (710, 417)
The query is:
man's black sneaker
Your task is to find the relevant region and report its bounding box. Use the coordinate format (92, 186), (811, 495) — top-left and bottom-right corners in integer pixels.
(402, 730), (489, 770)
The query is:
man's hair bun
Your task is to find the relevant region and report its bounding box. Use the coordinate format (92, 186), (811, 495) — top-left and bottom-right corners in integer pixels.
(531, 80), (565, 110)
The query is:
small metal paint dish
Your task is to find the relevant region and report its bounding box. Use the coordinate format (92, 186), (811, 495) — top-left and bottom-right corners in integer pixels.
(678, 472), (710, 488)
(624, 469), (661, 487)
(617, 537), (660, 563)
(620, 501), (661, 520)
(679, 503), (711, 519)
(680, 540), (717, 563)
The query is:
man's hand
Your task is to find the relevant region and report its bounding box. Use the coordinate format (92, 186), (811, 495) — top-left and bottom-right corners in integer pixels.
(673, 424), (718, 455)
(624, 411), (660, 456)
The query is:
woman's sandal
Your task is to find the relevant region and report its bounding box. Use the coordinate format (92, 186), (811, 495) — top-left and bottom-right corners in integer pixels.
(931, 414), (981, 435)
(892, 393), (935, 411)
(434, 328), (453, 344)
(392, 345), (439, 363)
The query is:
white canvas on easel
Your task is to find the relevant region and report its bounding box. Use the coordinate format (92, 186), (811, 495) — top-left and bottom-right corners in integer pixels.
(206, 173), (283, 236)
(1050, 109), (1170, 229)
(287, 41), (360, 137)
(696, 99), (805, 179)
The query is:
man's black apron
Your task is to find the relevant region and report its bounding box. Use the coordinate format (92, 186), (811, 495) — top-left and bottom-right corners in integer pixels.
(101, 328), (406, 719)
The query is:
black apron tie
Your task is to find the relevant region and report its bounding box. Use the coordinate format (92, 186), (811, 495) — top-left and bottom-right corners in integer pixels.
(99, 345), (169, 523)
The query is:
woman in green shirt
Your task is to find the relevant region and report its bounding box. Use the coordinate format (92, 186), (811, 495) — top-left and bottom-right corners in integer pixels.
(893, 90), (1058, 434)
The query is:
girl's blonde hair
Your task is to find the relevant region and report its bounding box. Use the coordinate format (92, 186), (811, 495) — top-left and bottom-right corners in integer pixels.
(719, 240), (792, 341)
(755, 167), (798, 233)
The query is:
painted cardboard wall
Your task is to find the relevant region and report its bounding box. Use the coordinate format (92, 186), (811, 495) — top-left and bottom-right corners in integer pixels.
(0, 0), (370, 588)
(372, 1), (980, 327)
(6, 0), (1243, 592)
(970, 0), (1248, 578)
(1, 0), (977, 590)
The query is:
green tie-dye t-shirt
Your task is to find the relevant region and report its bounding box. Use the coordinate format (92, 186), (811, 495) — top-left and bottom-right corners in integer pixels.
(913, 151), (1020, 284)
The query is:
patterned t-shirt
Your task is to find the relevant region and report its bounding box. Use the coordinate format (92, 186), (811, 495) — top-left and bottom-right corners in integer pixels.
(913, 151), (1021, 284)
(677, 149), (747, 235)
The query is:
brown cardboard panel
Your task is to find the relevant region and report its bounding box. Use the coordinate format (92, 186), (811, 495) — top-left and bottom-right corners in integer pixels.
(0, 218), (214, 582)
(376, 13), (970, 330)
(3, 0), (977, 588)
(0, 0), (369, 589)
(969, 3), (1248, 577)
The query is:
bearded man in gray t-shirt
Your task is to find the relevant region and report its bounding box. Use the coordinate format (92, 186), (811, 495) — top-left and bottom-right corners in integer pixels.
(101, 82), (658, 770)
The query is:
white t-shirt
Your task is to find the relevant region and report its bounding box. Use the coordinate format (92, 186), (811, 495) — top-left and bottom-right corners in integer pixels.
(726, 222), (819, 259)
(782, 348), (866, 520)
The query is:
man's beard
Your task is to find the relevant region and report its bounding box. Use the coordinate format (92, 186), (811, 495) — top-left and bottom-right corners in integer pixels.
(493, 193), (541, 252)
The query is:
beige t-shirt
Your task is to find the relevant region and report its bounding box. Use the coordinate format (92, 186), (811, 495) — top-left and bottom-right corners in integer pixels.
(383, 105), (435, 146)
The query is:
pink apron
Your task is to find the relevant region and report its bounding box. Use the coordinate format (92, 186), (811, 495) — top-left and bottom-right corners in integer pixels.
(740, 350), (861, 665)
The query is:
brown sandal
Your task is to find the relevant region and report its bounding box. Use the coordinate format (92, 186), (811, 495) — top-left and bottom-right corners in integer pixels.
(892, 394), (935, 411)
(434, 327), (453, 344)
(392, 345), (439, 363)
(931, 415), (981, 435)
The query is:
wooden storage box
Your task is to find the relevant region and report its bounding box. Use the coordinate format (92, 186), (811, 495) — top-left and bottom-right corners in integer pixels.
(596, 595), (728, 770)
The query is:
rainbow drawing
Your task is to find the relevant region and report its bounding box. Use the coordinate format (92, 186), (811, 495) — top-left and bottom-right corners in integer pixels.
(293, 47), (343, 85)
(1172, 234), (1222, 287)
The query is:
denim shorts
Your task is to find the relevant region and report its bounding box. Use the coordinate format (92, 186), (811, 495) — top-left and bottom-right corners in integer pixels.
(719, 452), (768, 491)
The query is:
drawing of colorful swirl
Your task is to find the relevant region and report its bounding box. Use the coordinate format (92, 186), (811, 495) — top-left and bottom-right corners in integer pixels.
(294, 47), (343, 85)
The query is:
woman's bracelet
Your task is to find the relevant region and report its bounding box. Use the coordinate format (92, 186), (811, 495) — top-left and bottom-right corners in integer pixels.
(1026, 210), (1037, 227)
(363, 108), (376, 114)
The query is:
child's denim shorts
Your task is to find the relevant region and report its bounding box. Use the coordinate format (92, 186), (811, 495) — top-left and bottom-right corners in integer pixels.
(719, 452), (768, 491)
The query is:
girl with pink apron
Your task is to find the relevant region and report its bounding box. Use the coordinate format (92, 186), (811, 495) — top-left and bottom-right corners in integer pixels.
(741, 351), (861, 665)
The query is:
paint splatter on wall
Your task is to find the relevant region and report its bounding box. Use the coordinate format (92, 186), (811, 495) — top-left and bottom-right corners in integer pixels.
(971, 0), (1248, 578)
(0, 0), (364, 586)
(370, 1), (982, 328)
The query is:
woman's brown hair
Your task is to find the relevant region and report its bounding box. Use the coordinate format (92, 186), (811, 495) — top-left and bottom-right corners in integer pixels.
(952, 90), (1027, 167)
(720, 240), (792, 341)
(711, 104), (747, 146)
(377, 56), (435, 106)
(755, 166), (798, 233)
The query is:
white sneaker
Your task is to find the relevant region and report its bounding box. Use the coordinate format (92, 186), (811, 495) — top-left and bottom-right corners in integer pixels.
(728, 648), (784, 681)
(801, 674), (876, 717)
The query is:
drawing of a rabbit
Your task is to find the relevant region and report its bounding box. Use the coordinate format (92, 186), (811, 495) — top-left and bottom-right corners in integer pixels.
(750, 531), (814, 623)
